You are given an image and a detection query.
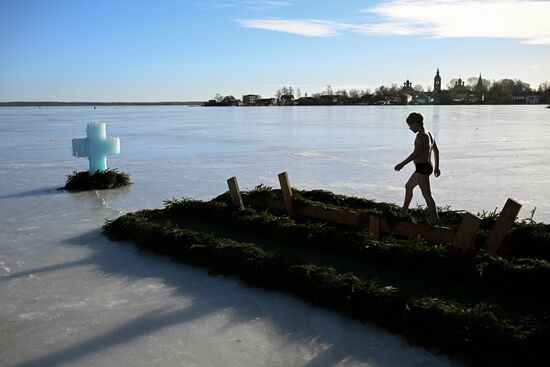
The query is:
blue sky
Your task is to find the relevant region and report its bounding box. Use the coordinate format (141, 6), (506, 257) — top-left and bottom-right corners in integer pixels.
(1, 0), (549, 101)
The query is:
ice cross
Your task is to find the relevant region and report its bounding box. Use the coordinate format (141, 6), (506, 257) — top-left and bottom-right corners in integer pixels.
(72, 122), (120, 175)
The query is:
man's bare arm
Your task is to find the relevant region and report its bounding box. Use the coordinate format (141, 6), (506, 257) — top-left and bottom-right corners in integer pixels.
(394, 134), (427, 171)
(432, 140), (441, 177)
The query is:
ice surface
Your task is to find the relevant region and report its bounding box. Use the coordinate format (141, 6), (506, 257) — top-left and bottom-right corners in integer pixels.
(72, 123), (120, 174)
(3, 105), (549, 366)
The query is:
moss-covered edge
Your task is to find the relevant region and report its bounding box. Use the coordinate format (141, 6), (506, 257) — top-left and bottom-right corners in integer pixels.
(215, 187), (550, 261)
(103, 211), (549, 366)
(64, 169), (131, 190)
(162, 198), (550, 303)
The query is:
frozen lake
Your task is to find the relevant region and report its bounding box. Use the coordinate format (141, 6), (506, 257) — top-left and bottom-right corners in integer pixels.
(1, 105), (549, 366)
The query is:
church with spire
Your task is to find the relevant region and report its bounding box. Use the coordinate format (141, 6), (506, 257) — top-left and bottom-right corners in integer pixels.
(430, 68), (485, 104)
(433, 68), (441, 95)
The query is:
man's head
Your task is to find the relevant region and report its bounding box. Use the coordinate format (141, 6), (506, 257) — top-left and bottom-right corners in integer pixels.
(406, 112), (424, 132)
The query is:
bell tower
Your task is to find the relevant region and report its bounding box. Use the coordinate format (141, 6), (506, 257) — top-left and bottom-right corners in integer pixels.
(434, 68), (441, 94)
(476, 73), (485, 102)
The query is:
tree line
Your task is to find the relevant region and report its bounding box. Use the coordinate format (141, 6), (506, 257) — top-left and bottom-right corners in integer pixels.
(206, 78), (550, 106)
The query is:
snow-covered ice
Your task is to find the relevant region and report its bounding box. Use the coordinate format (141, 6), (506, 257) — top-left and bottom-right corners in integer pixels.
(2, 105), (549, 366)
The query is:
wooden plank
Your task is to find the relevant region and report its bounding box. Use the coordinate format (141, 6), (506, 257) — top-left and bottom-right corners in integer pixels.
(255, 193), (455, 244)
(369, 215), (380, 238)
(294, 206), (361, 226)
(226, 176), (244, 209)
(379, 218), (455, 244)
(452, 212), (482, 251)
(486, 198), (522, 255)
(278, 172), (295, 217)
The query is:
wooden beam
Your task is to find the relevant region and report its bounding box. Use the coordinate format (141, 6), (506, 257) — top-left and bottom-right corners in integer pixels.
(226, 176), (244, 209)
(251, 192), (456, 244)
(379, 218), (455, 244)
(294, 206), (361, 226)
(278, 172), (295, 218)
(486, 198), (522, 255)
(368, 215), (380, 239)
(452, 212), (482, 251)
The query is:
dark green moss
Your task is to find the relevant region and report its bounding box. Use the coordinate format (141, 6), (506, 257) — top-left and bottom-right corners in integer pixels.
(64, 169), (131, 190)
(161, 198), (550, 304)
(220, 186), (550, 261)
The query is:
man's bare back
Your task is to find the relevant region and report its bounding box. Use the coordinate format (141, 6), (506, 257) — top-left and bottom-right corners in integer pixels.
(394, 112), (440, 222)
(413, 131), (433, 164)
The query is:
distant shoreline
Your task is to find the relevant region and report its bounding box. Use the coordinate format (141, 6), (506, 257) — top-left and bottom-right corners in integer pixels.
(1, 101), (547, 107)
(0, 101), (204, 107)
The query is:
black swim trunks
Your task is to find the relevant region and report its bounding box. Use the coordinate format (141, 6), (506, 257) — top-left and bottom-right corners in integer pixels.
(415, 162), (433, 175)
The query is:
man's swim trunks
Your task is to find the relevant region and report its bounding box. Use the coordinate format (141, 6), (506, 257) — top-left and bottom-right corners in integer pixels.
(415, 162), (433, 175)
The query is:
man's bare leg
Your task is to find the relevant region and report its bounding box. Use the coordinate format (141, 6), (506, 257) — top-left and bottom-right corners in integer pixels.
(402, 173), (421, 214)
(418, 175), (439, 222)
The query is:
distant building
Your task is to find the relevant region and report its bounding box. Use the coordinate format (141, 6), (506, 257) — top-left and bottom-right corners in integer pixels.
(527, 95), (540, 104)
(220, 96), (240, 106)
(513, 95), (541, 104)
(402, 80), (414, 95)
(476, 74), (485, 102)
(450, 77), (468, 101)
(243, 94), (260, 105)
(433, 69), (441, 94)
(257, 98), (276, 106)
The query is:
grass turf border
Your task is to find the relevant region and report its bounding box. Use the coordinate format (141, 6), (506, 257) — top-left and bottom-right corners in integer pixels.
(162, 198), (550, 304)
(103, 210), (548, 366)
(64, 169), (131, 190)
(216, 187), (550, 261)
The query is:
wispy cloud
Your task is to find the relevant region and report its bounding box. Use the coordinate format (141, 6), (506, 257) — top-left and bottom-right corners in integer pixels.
(237, 19), (343, 37)
(237, 0), (550, 45)
(360, 0), (550, 45)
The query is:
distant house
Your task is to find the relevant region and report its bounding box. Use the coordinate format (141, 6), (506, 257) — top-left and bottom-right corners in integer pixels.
(527, 95), (540, 104)
(513, 95), (541, 104)
(243, 94), (260, 105)
(257, 98), (276, 106)
(220, 96), (240, 106)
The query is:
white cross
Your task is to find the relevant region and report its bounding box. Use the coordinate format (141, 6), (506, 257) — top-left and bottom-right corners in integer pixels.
(72, 123), (120, 175)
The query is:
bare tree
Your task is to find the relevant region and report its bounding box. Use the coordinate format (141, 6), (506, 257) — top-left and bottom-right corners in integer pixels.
(538, 81), (550, 92)
(467, 77), (491, 91)
(447, 79), (458, 90)
(335, 89), (348, 97)
(348, 89), (360, 99)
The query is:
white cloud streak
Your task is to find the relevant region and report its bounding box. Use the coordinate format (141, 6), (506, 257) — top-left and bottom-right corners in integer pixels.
(237, 19), (343, 37)
(238, 0), (550, 45)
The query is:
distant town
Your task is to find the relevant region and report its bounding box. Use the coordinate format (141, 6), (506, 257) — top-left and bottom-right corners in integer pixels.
(2, 69), (549, 107)
(205, 69), (550, 107)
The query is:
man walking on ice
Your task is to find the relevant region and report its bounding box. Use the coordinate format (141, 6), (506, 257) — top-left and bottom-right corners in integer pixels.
(394, 112), (440, 222)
